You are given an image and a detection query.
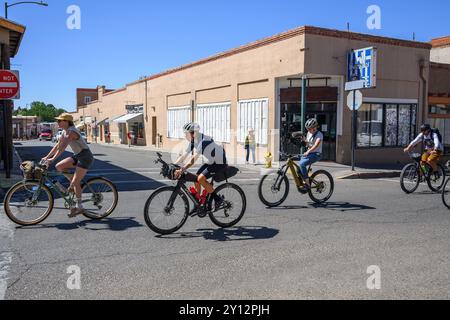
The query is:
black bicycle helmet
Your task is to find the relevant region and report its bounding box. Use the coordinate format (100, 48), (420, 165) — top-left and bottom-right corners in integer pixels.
(420, 124), (431, 132)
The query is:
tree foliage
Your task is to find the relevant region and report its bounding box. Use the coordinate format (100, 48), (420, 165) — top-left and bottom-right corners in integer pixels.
(14, 102), (67, 122)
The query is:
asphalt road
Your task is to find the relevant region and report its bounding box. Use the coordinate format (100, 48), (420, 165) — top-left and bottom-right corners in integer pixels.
(1, 141), (449, 300)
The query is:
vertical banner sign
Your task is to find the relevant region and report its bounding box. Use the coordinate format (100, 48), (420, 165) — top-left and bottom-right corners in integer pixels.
(0, 70), (20, 100)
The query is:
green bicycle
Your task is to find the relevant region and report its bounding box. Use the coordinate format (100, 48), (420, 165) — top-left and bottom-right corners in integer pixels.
(3, 161), (119, 226)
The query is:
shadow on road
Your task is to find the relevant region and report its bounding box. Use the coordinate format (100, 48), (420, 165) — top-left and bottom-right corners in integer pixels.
(14, 145), (165, 193)
(156, 226), (279, 241)
(16, 217), (143, 231)
(311, 201), (376, 212)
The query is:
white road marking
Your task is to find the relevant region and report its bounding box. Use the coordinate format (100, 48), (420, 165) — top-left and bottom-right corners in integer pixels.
(112, 178), (261, 185)
(376, 179), (401, 183)
(0, 209), (14, 300)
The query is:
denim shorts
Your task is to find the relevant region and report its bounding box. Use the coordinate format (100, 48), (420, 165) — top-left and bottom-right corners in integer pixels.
(72, 149), (94, 170)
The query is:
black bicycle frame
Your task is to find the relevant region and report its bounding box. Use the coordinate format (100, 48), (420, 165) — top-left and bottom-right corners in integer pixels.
(166, 177), (214, 216)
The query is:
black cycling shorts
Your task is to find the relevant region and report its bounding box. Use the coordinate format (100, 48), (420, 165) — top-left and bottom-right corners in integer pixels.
(197, 163), (228, 180)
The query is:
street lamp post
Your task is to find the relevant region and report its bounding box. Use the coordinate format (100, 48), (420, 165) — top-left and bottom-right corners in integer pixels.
(5, 1), (48, 19)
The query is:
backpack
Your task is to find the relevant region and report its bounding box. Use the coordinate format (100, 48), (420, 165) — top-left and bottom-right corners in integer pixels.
(432, 128), (443, 145)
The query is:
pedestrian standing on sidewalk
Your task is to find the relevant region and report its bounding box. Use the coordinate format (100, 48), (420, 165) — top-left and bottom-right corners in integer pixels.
(245, 128), (256, 165)
(127, 131), (132, 148)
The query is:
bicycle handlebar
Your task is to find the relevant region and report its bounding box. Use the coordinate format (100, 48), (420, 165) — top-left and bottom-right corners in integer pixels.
(280, 152), (303, 159)
(38, 159), (49, 170)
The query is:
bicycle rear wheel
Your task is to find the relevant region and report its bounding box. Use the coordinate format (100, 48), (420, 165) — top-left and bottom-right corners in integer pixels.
(209, 183), (246, 228)
(427, 164), (446, 193)
(308, 170), (334, 204)
(442, 178), (450, 209)
(81, 178), (119, 220)
(3, 181), (54, 226)
(400, 163), (420, 194)
(258, 172), (290, 207)
(143, 186), (189, 235)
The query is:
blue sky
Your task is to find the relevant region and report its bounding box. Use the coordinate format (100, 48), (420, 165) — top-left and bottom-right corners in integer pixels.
(10, 0), (450, 112)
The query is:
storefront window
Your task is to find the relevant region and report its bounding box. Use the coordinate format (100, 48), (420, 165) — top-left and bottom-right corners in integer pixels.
(398, 105), (412, 147)
(357, 103), (417, 148)
(357, 104), (382, 147)
(385, 105), (397, 146)
(429, 118), (450, 155)
(429, 104), (450, 115)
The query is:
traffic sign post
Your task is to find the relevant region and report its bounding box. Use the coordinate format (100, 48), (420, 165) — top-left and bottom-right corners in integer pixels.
(346, 90), (363, 171)
(351, 91), (357, 172)
(0, 70), (20, 100)
(345, 47), (377, 171)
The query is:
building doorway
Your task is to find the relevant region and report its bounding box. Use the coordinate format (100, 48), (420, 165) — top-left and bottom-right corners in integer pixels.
(152, 117), (157, 146)
(280, 102), (337, 161)
(279, 86), (338, 161)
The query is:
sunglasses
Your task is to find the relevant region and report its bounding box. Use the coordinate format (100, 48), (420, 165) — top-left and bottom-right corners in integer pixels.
(57, 120), (67, 123)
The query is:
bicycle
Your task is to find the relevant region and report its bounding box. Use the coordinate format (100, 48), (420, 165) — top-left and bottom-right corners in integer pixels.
(3, 161), (119, 226)
(442, 173), (450, 209)
(258, 152), (334, 207)
(400, 152), (446, 194)
(143, 152), (246, 235)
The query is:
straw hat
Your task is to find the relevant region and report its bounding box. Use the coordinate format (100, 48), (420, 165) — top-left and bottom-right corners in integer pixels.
(55, 113), (74, 122)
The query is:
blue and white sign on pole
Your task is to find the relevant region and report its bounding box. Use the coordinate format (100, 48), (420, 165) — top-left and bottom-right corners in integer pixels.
(347, 47), (377, 89)
(346, 47), (377, 172)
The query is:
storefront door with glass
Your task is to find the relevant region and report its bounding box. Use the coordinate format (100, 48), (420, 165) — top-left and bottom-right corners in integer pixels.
(281, 103), (337, 161)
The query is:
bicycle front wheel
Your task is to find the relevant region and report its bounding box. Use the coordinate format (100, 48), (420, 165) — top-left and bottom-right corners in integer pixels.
(3, 181), (54, 226)
(81, 178), (119, 220)
(427, 164), (446, 193)
(209, 183), (246, 228)
(258, 172), (290, 207)
(308, 170), (334, 204)
(400, 163), (420, 194)
(143, 186), (189, 235)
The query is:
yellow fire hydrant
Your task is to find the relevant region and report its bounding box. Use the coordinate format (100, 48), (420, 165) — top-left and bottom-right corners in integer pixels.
(264, 152), (273, 169)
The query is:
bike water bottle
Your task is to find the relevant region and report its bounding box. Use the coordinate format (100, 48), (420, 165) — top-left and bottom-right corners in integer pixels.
(189, 187), (201, 202)
(200, 190), (208, 205)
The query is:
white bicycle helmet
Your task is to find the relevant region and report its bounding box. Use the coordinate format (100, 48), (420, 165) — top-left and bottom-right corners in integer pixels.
(305, 118), (319, 130)
(183, 122), (200, 133)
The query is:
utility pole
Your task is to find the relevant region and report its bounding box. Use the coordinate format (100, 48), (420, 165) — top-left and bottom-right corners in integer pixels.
(301, 75), (307, 154)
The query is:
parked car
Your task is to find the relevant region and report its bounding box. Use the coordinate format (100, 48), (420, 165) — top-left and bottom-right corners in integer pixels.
(52, 129), (63, 143)
(39, 129), (53, 141)
(80, 132), (89, 144)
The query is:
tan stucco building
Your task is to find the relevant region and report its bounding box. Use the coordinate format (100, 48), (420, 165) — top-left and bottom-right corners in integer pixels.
(72, 25), (448, 166)
(428, 35), (450, 155)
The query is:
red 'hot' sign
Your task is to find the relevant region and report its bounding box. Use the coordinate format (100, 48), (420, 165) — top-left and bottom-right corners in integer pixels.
(0, 70), (20, 100)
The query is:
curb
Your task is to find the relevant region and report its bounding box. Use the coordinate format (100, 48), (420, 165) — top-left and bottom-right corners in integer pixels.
(337, 171), (401, 180)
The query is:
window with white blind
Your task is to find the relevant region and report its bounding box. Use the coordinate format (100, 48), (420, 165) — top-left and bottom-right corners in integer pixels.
(167, 106), (192, 139)
(84, 96), (92, 104)
(195, 103), (231, 143)
(238, 98), (269, 145)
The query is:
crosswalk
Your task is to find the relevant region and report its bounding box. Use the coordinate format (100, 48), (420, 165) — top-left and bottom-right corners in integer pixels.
(83, 166), (263, 186)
